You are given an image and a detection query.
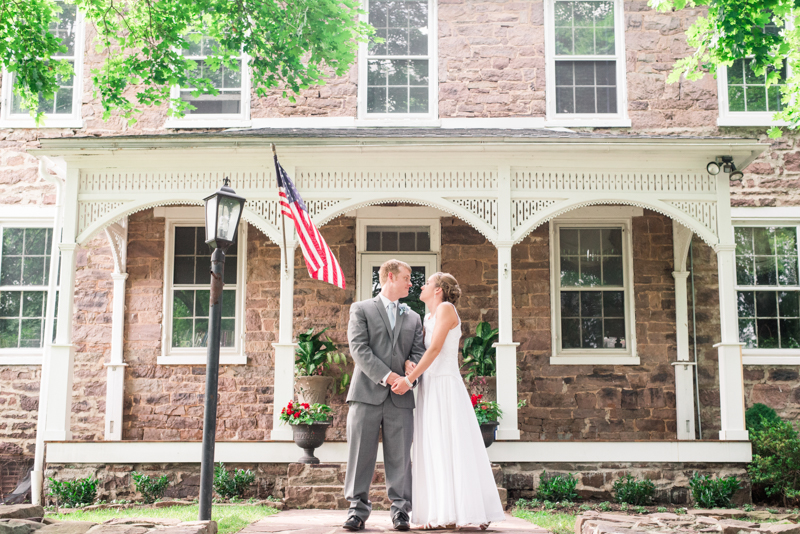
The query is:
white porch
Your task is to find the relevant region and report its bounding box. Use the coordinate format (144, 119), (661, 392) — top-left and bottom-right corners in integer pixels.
(29, 129), (765, 502)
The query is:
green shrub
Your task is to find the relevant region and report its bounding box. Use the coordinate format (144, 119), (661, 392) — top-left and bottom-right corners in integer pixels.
(537, 471), (578, 502)
(689, 473), (740, 508)
(213, 463), (256, 499)
(746, 403), (781, 434)
(613, 474), (656, 505)
(597, 501), (611, 511)
(657, 507), (668, 513)
(47, 477), (98, 507)
(748, 418), (800, 506)
(131, 472), (169, 504)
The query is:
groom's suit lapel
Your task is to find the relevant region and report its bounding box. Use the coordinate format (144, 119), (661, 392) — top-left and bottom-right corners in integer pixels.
(392, 307), (406, 348)
(372, 296), (393, 340)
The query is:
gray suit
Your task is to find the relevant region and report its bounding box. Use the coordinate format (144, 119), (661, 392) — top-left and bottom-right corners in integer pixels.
(344, 295), (425, 522)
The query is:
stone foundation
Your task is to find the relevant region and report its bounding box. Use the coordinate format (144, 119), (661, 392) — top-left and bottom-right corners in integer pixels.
(46, 461), (749, 508)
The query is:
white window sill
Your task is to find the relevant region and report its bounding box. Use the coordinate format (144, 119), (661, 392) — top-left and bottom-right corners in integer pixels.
(0, 118), (84, 129)
(158, 354), (248, 365)
(742, 349), (800, 365)
(717, 115), (787, 127)
(550, 354), (640, 365)
(164, 118), (252, 129)
(355, 118), (441, 127)
(0, 354), (43, 365)
(545, 117), (632, 128)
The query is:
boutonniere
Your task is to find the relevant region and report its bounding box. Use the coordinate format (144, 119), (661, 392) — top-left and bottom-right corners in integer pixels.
(398, 303), (411, 316)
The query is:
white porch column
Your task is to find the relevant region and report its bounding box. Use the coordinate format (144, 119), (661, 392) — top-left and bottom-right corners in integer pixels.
(104, 220), (128, 441)
(714, 172), (748, 441)
(271, 239), (298, 441)
(672, 223), (697, 440)
(494, 164), (520, 440)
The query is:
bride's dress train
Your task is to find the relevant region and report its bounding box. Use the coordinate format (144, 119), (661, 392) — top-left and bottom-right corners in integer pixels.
(412, 303), (506, 528)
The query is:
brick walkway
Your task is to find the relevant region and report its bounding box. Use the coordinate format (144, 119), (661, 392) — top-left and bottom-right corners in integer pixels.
(239, 510), (550, 534)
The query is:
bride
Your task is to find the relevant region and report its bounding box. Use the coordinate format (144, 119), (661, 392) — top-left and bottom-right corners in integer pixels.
(391, 272), (505, 529)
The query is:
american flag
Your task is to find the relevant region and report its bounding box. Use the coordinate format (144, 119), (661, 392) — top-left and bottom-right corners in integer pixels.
(275, 156), (346, 289)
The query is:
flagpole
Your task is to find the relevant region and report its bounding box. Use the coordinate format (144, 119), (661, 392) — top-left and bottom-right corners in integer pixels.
(272, 143), (290, 276)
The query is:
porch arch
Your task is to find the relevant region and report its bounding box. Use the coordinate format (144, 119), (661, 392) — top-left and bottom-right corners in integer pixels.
(75, 196), (283, 247)
(510, 196), (719, 247)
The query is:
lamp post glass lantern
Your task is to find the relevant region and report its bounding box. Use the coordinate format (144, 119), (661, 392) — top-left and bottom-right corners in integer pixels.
(198, 178), (245, 521)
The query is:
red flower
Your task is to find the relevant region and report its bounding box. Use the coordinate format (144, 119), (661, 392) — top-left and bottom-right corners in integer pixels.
(476, 395), (483, 400)
(481, 405), (488, 410)
(287, 409), (294, 416)
(293, 412), (300, 419)
(302, 403), (310, 409)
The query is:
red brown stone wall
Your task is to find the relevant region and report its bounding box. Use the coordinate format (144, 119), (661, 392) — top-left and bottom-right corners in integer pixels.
(513, 210), (678, 440)
(0, 367), (40, 457)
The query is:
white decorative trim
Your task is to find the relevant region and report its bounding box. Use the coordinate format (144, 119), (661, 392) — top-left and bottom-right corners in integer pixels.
(716, 63), (789, 127)
(446, 198), (498, 232)
(550, 355), (641, 365)
(0, 355), (43, 366)
(164, 119), (252, 129)
(157, 355), (248, 366)
(355, 216), (442, 254)
(44, 440), (752, 464)
(732, 207), (800, 221)
(545, 118), (632, 128)
(0, 206), (58, 221)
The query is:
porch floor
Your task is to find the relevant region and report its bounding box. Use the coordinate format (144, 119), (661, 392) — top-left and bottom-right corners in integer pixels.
(239, 510), (547, 533)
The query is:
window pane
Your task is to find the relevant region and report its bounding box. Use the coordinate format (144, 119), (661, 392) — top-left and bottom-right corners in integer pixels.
(194, 319), (209, 347)
(367, 231), (381, 251)
(223, 256), (237, 285)
(173, 256), (194, 285)
(0, 257), (22, 286)
(19, 319), (43, 348)
(172, 318), (193, 347)
(0, 319), (19, 348)
(2, 228), (23, 255)
(22, 291), (44, 317)
(776, 227), (797, 255)
(561, 292), (580, 317)
(195, 289), (210, 317)
(555, 61), (616, 114)
(580, 255), (601, 285)
(399, 232), (416, 251)
(560, 229), (580, 254)
(756, 291), (778, 317)
(778, 255), (798, 285)
(757, 318), (779, 348)
(562, 318), (581, 348)
(417, 231), (430, 251)
(737, 291), (755, 317)
(560, 257), (580, 286)
(739, 318), (757, 348)
(603, 291), (625, 317)
(604, 319), (625, 347)
(220, 319), (236, 347)
(755, 256), (777, 285)
(728, 85), (746, 112)
(729, 59), (788, 113)
(753, 227), (775, 255)
(582, 318), (603, 348)
(388, 87), (409, 114)
(22, 257), (46, 286)
(0, 291), (21, 317)
(580, 291), (602, 317)
(779, 291), (799, 317)
(383, 231), (398, 251)
(221, 289), (237, 317)
(780, 319), (800, 348)
(735, 227), (754, 255)
(173, 290), (193, 318)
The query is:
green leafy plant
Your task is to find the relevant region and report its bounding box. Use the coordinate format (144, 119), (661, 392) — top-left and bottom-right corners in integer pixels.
(613, 474), (656, 505)
(689, 473), (740, 508)
(47, 477), (98, 507)
(620, 503), (629, 511)
(461, 322), (499, 382)
(279, 400), (332, 425)
(748, 418), (800, 506)
(471, 394), (503, 425)
(295, 328), (351, 393)
(743, 504), (755, 512)
(213, 463), (255, 499)
(635, 506), (647, 514)
(657, 507), (668, 513)
(579, 504), (591, 511)
(537, 471), (579, 503)
(598, 501), (611, 511)
(676, 507), (687, 515)
(131, 472), (169, 504)
(747, 403), (781, 434)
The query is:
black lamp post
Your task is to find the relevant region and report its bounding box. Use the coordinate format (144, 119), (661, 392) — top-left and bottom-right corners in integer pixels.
(199, 178), (245, 521)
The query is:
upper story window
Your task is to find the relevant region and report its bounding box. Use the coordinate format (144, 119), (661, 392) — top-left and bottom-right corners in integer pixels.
(735, 226), (800, 350)
(545, 0), (629, 127)
(0, 226), (58, 364)
(0, 2), (84, 128)
(550, 220), (638, 364)
(717, 20), (789, 126)
(165, 35), (251, 128)
(160, 209), (247, 365)
(359, 0), (437, 120)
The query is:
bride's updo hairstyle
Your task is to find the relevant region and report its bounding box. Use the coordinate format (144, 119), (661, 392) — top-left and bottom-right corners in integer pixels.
(434, 272), (462, 306)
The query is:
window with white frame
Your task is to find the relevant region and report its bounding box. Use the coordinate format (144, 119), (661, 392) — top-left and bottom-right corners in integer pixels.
(360, 0), (436, 119)
(0, 226), (57, 356)
(0, 2), (83, 127)
(735, 226), (800, 349)
(545, 0), (628, 125)
(161, 212), (247, 365)
(551, 221), (637, 363)
(166, 35), (250, 127)
(717, 20), (789, 126)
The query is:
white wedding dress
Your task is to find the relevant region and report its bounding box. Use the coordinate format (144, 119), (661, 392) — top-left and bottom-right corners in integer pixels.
(412, 302), (506, 528)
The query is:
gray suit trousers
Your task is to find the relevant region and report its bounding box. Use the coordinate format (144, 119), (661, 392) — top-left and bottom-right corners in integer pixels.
(344, 399), (413, 521)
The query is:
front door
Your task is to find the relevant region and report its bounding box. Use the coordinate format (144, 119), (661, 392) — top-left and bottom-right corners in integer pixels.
(359, 254), (438, 317)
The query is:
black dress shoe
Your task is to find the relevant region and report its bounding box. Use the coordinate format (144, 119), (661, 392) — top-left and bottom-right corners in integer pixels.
(392, 511), (410, 531)
(343, 514), (365, 531)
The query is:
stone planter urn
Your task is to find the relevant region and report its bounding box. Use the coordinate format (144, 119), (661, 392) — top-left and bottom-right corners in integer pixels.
(292, 421), (331, 464)
(480, 421), (499, 448)
(295, 376), (334, 406)
(469, 376), (497, 403)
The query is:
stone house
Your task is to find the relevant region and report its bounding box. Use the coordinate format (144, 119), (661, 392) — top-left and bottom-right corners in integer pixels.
(1, 0), (798, 507)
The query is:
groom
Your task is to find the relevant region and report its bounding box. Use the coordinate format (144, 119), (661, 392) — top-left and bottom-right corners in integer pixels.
(343, 259), (425, 531)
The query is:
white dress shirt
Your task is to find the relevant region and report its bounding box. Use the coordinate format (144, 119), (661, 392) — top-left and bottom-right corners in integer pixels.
(378, 293), (398, 387)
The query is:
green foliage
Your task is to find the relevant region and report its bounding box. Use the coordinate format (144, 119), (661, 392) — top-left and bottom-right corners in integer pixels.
(598, 501), (612, 511)
(47, 477), (98, 507)
(213, 463), (255, 499)
(689, 473), (740, 508)
(746, 403), (781, 433)
(613, 474), (656, 505)
(295, 328), (351, 393)
(279, 400), (332, 425)
(471, 394), (503, 424)
(620, 503), (629, 511)
(748, 418), (800, 505)
(648, 0), (800, 134)
(676, 507), (687, 515)
(3, 0), (373, 125)
(744, 504), (755, 512)
(537, 471), (579, 503)
(513, 509), (577, 534)
(657, 507), (668, 513)
(131, 472), (169, 504)
(461, 322), (499, 382)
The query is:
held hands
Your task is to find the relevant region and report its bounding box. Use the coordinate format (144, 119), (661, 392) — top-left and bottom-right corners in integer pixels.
(405, 361), (416, 375)
(391, 378), (411, 395)
(386, 372), (402, 387)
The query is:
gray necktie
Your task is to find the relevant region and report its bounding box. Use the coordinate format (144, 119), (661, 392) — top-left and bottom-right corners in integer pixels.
(388, 302), (396, 330)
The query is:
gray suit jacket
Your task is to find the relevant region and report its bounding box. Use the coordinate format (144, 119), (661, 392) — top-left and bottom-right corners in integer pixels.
(346, 296), (425, 409)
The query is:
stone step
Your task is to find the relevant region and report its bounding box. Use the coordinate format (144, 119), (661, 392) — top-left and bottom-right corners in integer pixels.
(283, 484), (508, 511)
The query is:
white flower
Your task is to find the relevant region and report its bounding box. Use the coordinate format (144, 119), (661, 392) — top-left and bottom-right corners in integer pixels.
(398, 303), (411, 316)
